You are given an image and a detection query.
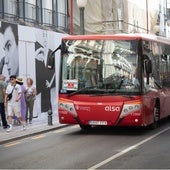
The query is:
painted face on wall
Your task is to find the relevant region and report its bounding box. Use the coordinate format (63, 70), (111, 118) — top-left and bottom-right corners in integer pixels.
(3, 26), (19, 76)
(35, 30), (49, 67)
(0, 33), (5, 60)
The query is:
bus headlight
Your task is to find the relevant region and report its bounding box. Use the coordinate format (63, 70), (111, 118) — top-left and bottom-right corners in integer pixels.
(120, 101), (142, 118)
(59, 100), (77, 117)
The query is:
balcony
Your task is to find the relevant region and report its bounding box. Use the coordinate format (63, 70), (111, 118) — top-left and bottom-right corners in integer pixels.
(0, 0), (69, 33)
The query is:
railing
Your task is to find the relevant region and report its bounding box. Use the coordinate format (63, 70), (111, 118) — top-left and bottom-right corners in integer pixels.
(102, 20), (148, 34)
(0, 0), (69, 33)
(25, 2), (36, 22)
(42, 8), (53, 26)
(0, 0), (17, 21)
(57, 12), (68, 31)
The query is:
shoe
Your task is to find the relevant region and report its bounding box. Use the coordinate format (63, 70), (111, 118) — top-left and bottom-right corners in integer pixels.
(6, 126), (12, 132)
(23, 125), (26, 131)
(29, 121), (32, 124)
(3, 125), (10, 129)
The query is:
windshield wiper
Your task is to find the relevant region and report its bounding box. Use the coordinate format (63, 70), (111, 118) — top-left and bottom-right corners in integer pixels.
(68, 86), (97, 97)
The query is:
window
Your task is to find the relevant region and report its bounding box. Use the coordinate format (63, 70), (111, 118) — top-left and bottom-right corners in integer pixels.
(42, 0), (52, 26)
(0, 0), (3, 18)
(25, 0), (36, 22)
(57, 0), (68, 30)
(4, 0), (17, 19)
(61, 39), (140, 93)
(0, 0), (69, 33)
(18, 0), (24, 20)
(36, 0), (42, 24)
(52, 0), (57, 26)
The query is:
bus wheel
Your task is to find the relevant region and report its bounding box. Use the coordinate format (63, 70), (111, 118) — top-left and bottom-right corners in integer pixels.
(79, 124), (91, 130)
(150, 103), (160, 129)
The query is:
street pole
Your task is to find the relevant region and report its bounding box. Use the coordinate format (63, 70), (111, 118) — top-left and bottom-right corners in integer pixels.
(146, 0), (149, 34)
(69, 0), (73, 35)
(77, 0), (87, 35)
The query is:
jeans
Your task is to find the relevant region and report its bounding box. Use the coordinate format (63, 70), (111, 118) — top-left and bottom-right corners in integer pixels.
(0, 102), (8, 127)
(26, 99), (34, 122)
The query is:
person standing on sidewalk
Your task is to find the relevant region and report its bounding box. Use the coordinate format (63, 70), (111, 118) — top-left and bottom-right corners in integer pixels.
(25, 77), (36, 124)
(0, 74), (9, 129)
(16, 77), (26, 124)
(4, 75), (26, 132)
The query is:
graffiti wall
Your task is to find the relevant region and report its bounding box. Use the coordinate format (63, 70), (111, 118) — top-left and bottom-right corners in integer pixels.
(0, 20), (65, 116)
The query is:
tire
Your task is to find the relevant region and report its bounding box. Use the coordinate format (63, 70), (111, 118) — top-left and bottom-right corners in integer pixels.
(150, 102), (160, 129)
(79, 124), (92, 130)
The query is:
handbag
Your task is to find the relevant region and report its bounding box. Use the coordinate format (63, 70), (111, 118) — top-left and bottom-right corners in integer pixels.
(7, 86), (15, 101)
(25, 94), (35, 102)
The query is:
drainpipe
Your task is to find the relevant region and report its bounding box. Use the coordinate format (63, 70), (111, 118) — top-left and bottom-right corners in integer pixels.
(146, 0), (149, 34)
(69, 0), (73, 35)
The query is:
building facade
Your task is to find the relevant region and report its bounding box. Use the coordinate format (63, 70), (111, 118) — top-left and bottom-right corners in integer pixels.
(73, 0), (164, 36)
(0, 0), (69, 33)
(0, 0), (70, 117)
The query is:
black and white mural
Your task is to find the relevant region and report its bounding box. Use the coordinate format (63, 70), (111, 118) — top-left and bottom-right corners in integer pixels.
(35, 29), (56, 113)
(0, 20), (64, 116)
(0, 21), (19, 82)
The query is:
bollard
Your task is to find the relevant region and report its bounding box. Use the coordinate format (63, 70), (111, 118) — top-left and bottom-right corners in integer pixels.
(47, 109), (53, 125)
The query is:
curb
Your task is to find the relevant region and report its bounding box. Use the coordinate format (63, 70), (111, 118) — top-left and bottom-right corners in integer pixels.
(0, 124), (69, 145)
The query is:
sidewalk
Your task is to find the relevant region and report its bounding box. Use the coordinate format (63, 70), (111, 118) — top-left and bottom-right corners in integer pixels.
(0, 112), (67, 144)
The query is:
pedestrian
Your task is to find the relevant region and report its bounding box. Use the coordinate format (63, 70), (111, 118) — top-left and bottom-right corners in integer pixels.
(4, 75), (26, 132)
(0, 74), (9, 129)
(25, 77), (36, 124)
(16, 77), (26, 124)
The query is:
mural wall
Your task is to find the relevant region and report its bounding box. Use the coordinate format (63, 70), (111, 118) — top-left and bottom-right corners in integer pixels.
(34, 29), (56, 113)
(0, 20), (65, 117)
(0, 22), (19, 81)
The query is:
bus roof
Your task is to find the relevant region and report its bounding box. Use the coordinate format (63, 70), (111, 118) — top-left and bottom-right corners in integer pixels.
(62, 34), (170, 44)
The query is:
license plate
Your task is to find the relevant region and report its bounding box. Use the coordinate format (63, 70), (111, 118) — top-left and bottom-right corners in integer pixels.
(89, 121), (107, 125)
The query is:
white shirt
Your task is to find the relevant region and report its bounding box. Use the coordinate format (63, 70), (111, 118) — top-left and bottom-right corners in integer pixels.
(25, 85), (36, 96)
(6, 83), (21, 106)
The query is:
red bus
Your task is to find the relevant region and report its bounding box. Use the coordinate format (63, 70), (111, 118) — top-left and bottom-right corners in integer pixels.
(48, 34), (170, 129)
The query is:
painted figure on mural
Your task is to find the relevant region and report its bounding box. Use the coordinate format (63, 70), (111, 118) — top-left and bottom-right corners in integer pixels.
(0, 32), (5, 75)
(35, 29), (56, 113)
(0, 22), (19, 82)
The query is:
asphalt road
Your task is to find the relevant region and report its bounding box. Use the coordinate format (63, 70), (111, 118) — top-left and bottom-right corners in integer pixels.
(0, 119), (170, 169)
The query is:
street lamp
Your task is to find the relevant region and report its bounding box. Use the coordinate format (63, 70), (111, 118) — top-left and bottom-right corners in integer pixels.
(77, 0), (87, 35)
(146, 0), (149, 34)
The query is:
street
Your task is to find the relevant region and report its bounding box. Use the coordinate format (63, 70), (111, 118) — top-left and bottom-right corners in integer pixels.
(0, 120), (170, 169)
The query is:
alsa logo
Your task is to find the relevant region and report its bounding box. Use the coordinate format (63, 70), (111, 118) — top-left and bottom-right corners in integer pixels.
(105, 105), (120, 112)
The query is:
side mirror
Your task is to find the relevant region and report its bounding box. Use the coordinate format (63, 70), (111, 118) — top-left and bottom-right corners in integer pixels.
(161, 54), (167, 61)
(47, 52), (55, 70)
(47, 45), (61, 70)
(61, 42), (68, 55)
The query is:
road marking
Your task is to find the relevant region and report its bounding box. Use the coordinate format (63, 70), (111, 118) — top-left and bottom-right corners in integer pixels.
(52, 125), (79, 133)
(31, 134), (45, 140)
(70, 125), (79, 129)
(3, 141), (21, 147)
(53, 129), (66, 133)
(88, 126), (170, 170)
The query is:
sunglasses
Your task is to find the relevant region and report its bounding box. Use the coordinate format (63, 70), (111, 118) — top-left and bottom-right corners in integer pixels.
(10, 78), (15, 80)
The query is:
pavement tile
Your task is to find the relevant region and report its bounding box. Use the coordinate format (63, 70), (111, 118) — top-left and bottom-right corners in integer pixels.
(0, 112), (66, 144)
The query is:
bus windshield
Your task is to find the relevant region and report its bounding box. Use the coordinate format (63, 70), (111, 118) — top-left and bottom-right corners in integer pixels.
(60, 39), (141, 95)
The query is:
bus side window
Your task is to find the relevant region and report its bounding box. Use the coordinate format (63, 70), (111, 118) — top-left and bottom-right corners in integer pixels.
(143, 55), (152, 85)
